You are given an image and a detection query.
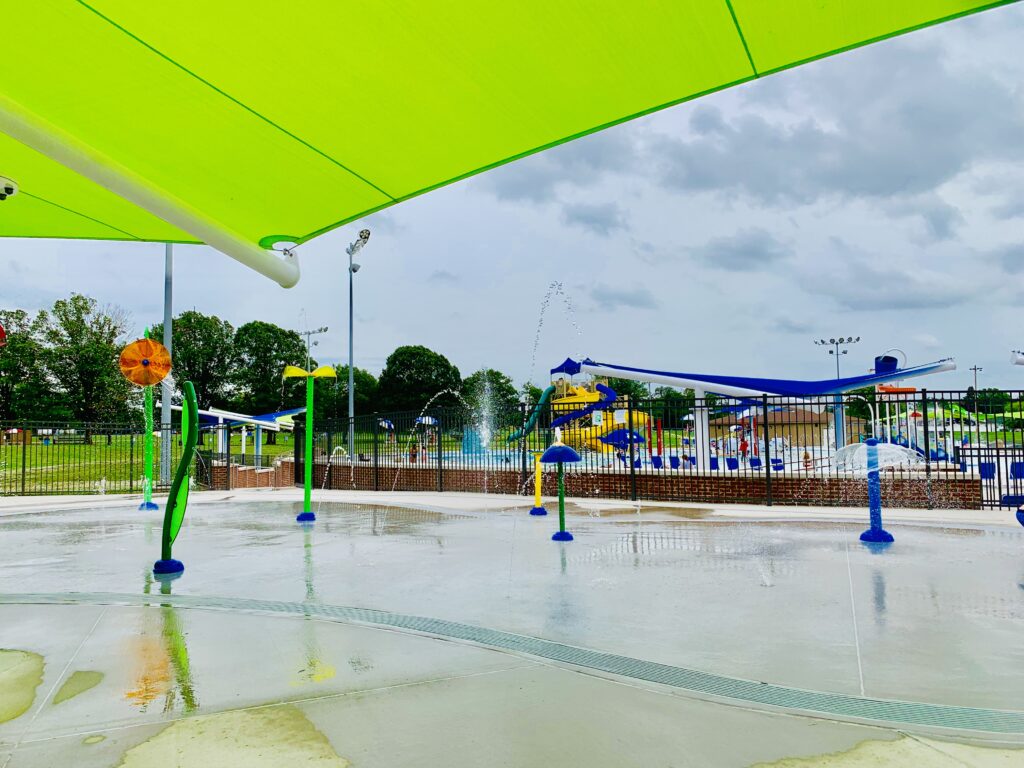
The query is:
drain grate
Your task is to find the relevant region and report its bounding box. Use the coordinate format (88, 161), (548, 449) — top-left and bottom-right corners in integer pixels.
(3, 591), (1023, 735)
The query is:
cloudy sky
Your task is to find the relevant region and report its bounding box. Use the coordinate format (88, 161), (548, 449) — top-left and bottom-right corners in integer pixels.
(3, 5), (1023, 391)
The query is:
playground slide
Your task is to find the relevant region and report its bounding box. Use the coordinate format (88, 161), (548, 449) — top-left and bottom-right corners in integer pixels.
(550, 383), (617, 428)
(507, 385), (555, 442)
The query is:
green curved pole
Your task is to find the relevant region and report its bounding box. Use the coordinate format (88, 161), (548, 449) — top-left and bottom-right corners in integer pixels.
(160, 381), (198, 562)
(304, 376), (314, 514)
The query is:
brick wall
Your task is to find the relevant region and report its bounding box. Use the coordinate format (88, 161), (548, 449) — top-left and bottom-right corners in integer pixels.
(207, 458), (981, 509)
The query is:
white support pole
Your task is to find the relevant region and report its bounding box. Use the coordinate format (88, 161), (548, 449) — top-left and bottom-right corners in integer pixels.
(159, 243), (173, 485)
(241, 426), (248, 463)
(694, 388), (710, 472)
(255, 424), (263, 469)
(0, 92), (300, 287)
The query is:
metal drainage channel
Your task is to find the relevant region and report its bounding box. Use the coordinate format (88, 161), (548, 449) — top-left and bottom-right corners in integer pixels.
(3, 591), (1023, 736)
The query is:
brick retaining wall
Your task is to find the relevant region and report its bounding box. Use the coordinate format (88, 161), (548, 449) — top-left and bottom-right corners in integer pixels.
(208, 457), (981, 509)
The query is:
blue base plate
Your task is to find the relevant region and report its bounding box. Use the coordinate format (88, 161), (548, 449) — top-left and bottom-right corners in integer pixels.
(153, 558), (184, 575)
(859, 528), (894, 543)
(552, 530), (574, 542)
(529, 507), (548, 516)
(296, 512), (316, 522)
(138, 501), (159, 511)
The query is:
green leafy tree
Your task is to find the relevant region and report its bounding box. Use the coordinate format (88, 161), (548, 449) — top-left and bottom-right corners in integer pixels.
(520, 382), (544, 405)
(36, 294), (133, 423)
(230, 321), (309, 416)
(606, 377), (649, 404)
(462, 368), (520, 427)
(317, 365), (379, 422)
(0, 309), (69, 422)
(151, 311), (235, 409)
(651, 386), (692, 428)
(376, 345), (461, 412)
(975, 387), (1010, 415)
(843, 386), (877, 421)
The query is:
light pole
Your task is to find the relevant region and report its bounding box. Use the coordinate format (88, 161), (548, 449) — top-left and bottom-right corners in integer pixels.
(298, 326), (328, 371)
(814, 336), (861, 380)
(815, 336), (860, 450)
(346, 229), (371, 461)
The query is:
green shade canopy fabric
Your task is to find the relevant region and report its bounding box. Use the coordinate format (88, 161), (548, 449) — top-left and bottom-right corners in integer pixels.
(0, 1), (1016, 286)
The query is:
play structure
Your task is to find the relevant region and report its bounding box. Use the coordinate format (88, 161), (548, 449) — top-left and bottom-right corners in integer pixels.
(544, 355), (957, 471)
(509, 377), (651, 456)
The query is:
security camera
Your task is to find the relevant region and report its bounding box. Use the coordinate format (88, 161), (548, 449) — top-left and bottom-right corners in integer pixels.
(350, 263), (361, 273)
(0, 177), (17, 201)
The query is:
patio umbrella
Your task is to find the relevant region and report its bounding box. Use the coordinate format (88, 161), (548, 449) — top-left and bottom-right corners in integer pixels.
(599, 429), (646, 449)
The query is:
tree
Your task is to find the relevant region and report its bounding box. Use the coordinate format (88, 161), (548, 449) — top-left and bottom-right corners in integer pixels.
(317, 365), (378, 422)
(376, 345), (461, 412)
(520, 382), (544, 405)
(462, 368), (520, 426)
(230, 321), (309, 416)
(37, 294), (133, 423)
(606, 377), (649, 404)
(843, 386), (877, 421)
(151, 311), (235, 409)
(0, 309), (68, 422)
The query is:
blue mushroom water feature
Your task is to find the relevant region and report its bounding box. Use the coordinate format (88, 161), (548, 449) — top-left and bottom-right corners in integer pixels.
(541, 435), (581, 542)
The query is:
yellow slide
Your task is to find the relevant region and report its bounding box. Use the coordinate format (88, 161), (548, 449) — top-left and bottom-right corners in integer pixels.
(550, 379), (649, 453)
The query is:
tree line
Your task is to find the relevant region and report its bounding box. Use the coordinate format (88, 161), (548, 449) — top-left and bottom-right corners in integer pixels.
(0, 295), (534, 425)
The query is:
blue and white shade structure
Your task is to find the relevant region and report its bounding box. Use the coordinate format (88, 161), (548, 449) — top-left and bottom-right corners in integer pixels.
(541, 436), (581, 542)
(859, 438), (894, 545)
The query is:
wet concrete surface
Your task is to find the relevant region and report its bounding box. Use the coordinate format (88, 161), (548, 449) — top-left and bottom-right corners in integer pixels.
(1, 496), (1023, 765)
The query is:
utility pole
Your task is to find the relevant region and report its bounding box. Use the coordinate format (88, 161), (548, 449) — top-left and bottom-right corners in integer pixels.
(970, 365), (983, 417)
(298, 326), (328, 371)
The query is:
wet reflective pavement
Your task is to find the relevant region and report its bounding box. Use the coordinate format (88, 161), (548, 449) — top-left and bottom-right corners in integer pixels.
(1, 495), (1023, 766)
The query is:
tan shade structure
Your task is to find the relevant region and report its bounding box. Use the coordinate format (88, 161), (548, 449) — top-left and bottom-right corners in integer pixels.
(1, 1), (1017, 285)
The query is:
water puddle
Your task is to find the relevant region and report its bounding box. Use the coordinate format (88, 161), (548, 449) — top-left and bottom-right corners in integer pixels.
(53, 670), (103, 705)
(115, 704), (349, 767)
(0, 648), (44, 724)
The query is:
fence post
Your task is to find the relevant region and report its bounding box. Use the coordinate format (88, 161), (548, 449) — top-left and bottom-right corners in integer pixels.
(922, 389), (932, 509)
(21, 426), (28, 495)
(294, 421), (303, 488)
(627, 399), (638, 502)
(372, 415), (380, 492)
(519, 402), (528, 494)
(436, 411), (444, 493)
(762, 394), (772, 507)
(130, 433), (135, 493)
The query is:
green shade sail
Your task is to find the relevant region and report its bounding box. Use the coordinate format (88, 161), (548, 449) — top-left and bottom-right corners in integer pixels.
(0, 1), (1016, 285)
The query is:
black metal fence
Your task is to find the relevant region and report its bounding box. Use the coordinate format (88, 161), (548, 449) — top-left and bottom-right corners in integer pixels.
(7, 387), (1024, 507)
(0, 420), (187, 496)
(302, 387), (1024, 508)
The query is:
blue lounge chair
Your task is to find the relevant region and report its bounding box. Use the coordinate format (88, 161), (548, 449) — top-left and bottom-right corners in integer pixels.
(771, 459), (784, 472)
(709, 457), (719, 471)
(652, 456), (664, 469)
(726, 457), (739, 471)
(1011, 462), (1024, 480)
(979, 462), (996, 480)
(668, 456), (681, 470)
(749, 457), (762, 470)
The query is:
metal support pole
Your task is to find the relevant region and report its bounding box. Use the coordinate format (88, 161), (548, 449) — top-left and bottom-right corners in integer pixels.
(372, 416), (379, 492)
(347, 250), (355, 463)
(762, 394), (772, 506)
(530, 452), (547, 515)
(160, 243), (173, 486)
(627, 400), (638, 501)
